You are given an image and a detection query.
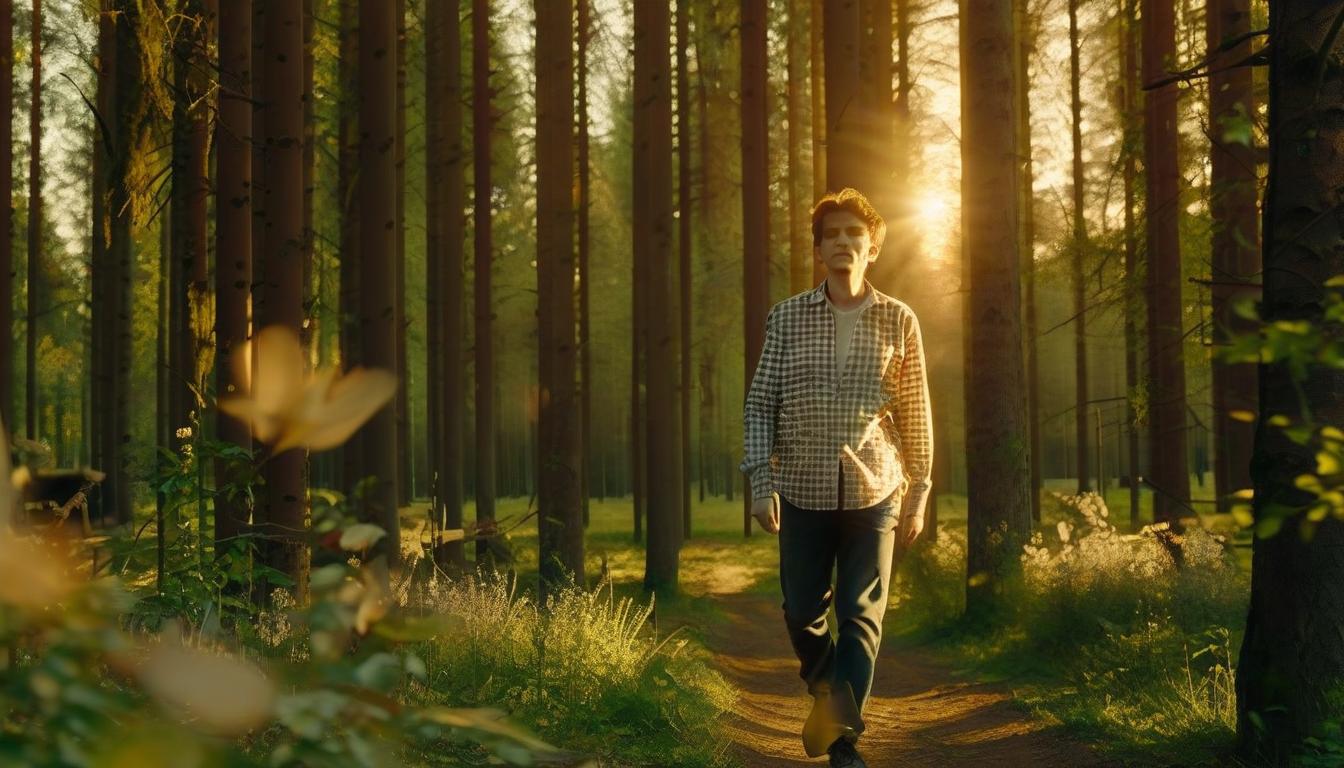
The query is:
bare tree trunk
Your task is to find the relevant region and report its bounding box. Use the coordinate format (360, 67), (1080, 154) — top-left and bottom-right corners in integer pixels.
(578, 0), (592, 529)
(676, 0), (693, 541)
(741, 0), (768, 542)
(359, 0), (400, 565)
(822, 0), (866, 193)
(90, 1), (113, 520)
(337, 0), (358, 488)
(636, 0), (682, 590)
(536, 0), (583, 591)
(394, 0), (409, 505)
(1016, 0), (1041, 521)
(1142, 0), (1190, 531)
(960, 0), (1031, 618)
(1068, 0), (1091, 493)
(1121, 0), (1142, 530)
(257, 0), (310, 592)
(1236, 4), (1344, 758)
(25, 0), (39, 440)
(786, 0), (809, 294)
(1207, 0), (1258, 512)
(215, 0), (252, 555)
(809, 0), (825, 287)
(0, 0), (11, 434)
(472, 0), (497, 569)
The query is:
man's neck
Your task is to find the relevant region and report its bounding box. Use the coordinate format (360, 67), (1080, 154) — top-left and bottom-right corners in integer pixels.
(825, 272), (869, 309)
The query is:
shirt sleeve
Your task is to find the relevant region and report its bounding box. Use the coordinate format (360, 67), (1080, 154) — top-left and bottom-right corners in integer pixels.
(740, 305), (782, 500)
(895, 309), (933, 523)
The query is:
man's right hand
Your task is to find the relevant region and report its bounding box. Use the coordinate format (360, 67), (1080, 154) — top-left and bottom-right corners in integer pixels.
(752, 495), (780, 535)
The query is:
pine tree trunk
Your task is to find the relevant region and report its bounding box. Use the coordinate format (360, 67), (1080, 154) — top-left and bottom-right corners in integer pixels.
(676, 0), (692, 541)
(786, 0), (809, 294)
(741, 0), (768, 541)
(809, 0), (825, 286)
(1141, 0), (1190, 529)
(536, 0), (583, 590)
(25, 0), (39, 440)
(394, 0), (410, 505)
(822, 0), (865, 193)
(1236, 3), (1344, 758)
(1016, 0), (1041, 521)
(1207, 0), (1257, 512)
(1068, 0), (1091, 493)
(960, 0), (1031, 618)
(215, 0), (252, 556)
(636, 0), (681, 590)
(0, 0), (11, 435)
(359, 0), (400, 566)
(578, 0), (592, 529)
(1121, 0), (1142, 530)
(90, 1), (113, 520)
(472, 0), (497, 568)
(337, 0), (358, 487)
(257, 0), (310, 593)
(107, 0), (137, 525)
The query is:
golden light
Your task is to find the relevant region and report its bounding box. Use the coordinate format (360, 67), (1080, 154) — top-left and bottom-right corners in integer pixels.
(914, 193), (948, 221)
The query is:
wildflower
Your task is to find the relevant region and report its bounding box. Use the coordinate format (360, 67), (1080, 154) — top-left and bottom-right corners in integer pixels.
(219, 326), (396, 453)
(176, 426), (193, 440)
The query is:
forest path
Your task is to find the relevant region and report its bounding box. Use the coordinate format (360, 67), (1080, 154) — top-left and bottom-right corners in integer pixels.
(700, 591), (1114, 767)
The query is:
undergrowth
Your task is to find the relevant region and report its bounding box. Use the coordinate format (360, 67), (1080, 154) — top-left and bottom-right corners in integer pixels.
(893, 492), (1248, 766)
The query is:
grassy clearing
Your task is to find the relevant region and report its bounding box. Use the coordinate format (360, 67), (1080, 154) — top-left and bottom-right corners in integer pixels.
(891, 482), (1248, 767)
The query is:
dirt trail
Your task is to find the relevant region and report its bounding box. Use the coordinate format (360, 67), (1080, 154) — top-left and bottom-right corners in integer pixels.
(702, 592), (1114, 767)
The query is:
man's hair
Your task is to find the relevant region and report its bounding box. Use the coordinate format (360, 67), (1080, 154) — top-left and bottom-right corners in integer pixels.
(810, 188), (886, 249)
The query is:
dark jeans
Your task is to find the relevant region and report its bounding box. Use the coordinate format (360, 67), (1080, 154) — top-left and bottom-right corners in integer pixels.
(778, 479), (898, 734)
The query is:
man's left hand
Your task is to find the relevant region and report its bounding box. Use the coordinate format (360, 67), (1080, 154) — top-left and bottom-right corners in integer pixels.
(896, 512), (924, 547)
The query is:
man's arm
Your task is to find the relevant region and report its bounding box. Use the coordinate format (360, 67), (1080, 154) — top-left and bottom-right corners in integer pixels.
(741, 305), (783, 500)
(895, 310), (933, 526)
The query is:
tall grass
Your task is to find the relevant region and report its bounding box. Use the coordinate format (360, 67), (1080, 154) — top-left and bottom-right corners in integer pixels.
(408, 574), (737, 768)
(893, 492), (1248, 765)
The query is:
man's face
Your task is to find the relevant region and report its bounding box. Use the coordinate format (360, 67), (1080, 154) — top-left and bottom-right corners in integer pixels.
(814, 209), (878, 278)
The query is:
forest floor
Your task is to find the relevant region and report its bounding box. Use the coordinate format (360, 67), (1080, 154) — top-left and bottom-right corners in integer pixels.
(697, 579), (1115, 767)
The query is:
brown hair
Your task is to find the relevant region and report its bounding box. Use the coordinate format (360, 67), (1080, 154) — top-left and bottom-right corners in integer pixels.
(810, 188), (886, 249)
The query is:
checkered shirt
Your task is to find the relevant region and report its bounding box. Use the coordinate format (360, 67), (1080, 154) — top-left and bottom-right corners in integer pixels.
(740, 282), (933, 520)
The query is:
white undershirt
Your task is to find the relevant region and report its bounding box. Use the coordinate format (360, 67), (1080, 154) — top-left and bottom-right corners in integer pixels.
(827, 290), (874, 380)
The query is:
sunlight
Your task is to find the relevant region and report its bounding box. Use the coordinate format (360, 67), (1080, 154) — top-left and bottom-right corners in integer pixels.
(915, 192), (948, 221)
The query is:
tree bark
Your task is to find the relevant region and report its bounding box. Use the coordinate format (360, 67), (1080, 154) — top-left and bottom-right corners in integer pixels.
(1016, 0), (1041, 521)
(215, 0), (252, 556)
(25, 0), (39, 440)
(1207, 0), (1258, 512)
(636, 0), (682, 590)
(960, 0), (1031, 618)
(535, 0), (583, 591)
(822, 0), (868, 194)
(1068, 0), (1091, 493)
(1121, 0), (1142, 529)
(578, 0), (592, 529)
(358, 0), (400, 565)
(741, 0), (768, 542)
(1236, 3), (1344, 758)
(786, 0), (810, 294)
(472, 0), (497, 569)
(337, 0), (358, 487)
(394, 0), (410, 505)
(257, 0), (309, 591)
(810, 0), (826, 286)
(1141, 0), (1190, 529)
(0, 0), (12, 434)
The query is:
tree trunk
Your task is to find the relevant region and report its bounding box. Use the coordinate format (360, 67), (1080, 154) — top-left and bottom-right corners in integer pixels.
(822, 0), (867, 194)
(394, 0), (409, 505)
(1121, 0), (1142, 530)
(960, 0), (1031, 618)
(1207, 0), (1258, 512)
(1068, 0), (1091, 493)
(472, 0), (497, 569)
(636, 0), (681, 591)
(578, 0), (591, 529)
(25, 0), (39, 440)
(786, 0), (809, 294)
(1142, 0), (1190, 529)
(358, 0), (399, 565)
(215, 0), (252, 556)
(1235, 3), (1344, 758)
(677, 0), (693, 541)
(810, 0), (826, 286)
(107, 0), (138, 525)
(535, 0), (583, 591)
(741, 0), (768, 542)
(0, 0), (11, 435)
(337, 0), (358, 487)
(257, 0), (309, 592)
(1016, 0), (1041, 521)
(90, 1), (112, 520)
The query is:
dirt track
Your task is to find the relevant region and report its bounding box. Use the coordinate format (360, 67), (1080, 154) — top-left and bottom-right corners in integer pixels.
(702, 592), (1115, 767)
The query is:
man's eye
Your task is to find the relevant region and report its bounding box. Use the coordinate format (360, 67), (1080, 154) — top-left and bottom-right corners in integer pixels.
(822, 228), (839, 238)
(846, 227), (865, 237)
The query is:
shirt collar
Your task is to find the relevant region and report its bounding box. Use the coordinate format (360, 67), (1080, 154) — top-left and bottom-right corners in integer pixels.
(810, 279), (880, 306)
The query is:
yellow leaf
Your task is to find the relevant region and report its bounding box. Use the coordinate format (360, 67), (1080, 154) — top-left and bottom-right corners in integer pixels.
(1232, 488), (1255, 500)
(294, 368), (397, 452)
(1229, 410), (1256, 423)
(1318, 451), (1342, 476)
(132, 639), (274, 736)
(1295, 474), (1324, 493)
(967, 571), (990, 587)
(1322, 426), (1344, 442)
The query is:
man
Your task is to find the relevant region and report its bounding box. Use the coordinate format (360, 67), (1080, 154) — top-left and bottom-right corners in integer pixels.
(741, 188), (933, 768)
